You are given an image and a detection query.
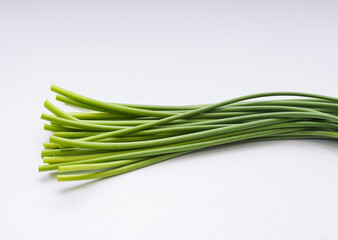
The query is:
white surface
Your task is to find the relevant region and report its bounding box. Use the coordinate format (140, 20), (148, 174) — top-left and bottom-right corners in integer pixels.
(0, 1), (337, 239)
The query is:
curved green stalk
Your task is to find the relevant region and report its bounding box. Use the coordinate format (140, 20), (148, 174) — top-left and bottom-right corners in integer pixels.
(44, 100), (78, 121)
(56, 130), (337, 181)
(43, 151), (125, 163)
(52, 85), (172, 117)
(41, 113), (127, 131)
(49, 119), (290, 150)
(76, 92), (337, 142)
(40, 127), (302, 172)
(44, 124), (79, 132)
(40, 86), (338, 182)
(181, 111), (338, 126)
(57, 151), (190, 181)
(49, 111), (338, 150)
(58, 157), (146, 173)
(56, 130), (338, 181)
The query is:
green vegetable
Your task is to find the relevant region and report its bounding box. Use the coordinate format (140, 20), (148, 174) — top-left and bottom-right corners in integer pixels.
(40, 85), (338, 181)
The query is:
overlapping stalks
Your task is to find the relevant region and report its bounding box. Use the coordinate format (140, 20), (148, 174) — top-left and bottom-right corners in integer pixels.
(40, 85), (338, 181)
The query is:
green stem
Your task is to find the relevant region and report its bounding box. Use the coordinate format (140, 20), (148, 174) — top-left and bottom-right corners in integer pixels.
(57, 151), (190, 181)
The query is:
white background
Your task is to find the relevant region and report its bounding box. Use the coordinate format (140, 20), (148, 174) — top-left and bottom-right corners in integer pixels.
(0, 1), (337, 239)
